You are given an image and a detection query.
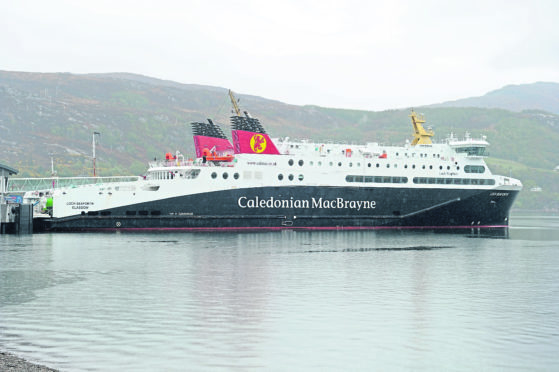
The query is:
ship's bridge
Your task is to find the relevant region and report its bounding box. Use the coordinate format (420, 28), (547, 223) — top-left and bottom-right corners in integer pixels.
(447, 133), (489, 157)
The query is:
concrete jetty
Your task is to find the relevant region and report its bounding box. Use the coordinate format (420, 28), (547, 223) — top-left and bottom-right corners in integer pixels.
(1, 163), (33, 234)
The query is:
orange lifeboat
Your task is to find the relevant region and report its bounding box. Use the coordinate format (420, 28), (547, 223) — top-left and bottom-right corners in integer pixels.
(206, 154), (234, 162)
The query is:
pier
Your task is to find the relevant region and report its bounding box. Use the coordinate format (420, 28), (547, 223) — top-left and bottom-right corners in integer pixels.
(1, 163), (33, 234)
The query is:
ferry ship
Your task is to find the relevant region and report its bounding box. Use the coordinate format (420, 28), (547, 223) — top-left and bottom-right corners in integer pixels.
(32, 93), (522, 232)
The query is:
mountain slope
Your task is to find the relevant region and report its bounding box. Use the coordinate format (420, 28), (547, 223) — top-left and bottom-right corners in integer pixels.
(432, 82), (559, 114)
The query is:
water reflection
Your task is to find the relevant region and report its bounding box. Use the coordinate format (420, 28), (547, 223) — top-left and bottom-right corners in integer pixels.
(0, 216), (558, 371)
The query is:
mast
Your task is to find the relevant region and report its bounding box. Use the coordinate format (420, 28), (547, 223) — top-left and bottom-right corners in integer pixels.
(228, 89), (242, 116)
(410, 110), (434, 145)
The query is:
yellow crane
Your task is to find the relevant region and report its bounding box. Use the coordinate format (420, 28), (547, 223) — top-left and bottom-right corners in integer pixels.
(410, 110), (434, 145)
(228, 89), (242, 116)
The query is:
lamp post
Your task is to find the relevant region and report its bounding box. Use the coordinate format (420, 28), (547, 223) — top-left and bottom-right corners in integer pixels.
(92, 132), (100, 177)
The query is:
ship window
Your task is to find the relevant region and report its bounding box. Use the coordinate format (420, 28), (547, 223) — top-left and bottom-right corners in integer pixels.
(447, 166), (451, 170)
(396, 152), (399, 156)
(223, 172), (228, 179)
(368, 163), (371, 167)
(439, 165), (443, 170)
(329, 162), (333, 166)
(288, 159), (294, 166)
(150, 211), (161, 215)
(298, 174), (304, 181)
(338, 162), (342, 167)
(429, 165), (433, 170)
(374, 176), (382, 183)
(456, 146), (487, 156)
(87, 211), (99, 216)
(288, 174), (294, 181)
(465, 165), (485, 173)
(364, 176), (373, 182)
(310, 161), (314, 166)
(376, 163), (380, 168)
(346, 175), (354, 182)
(349, 162), (353, 167)
(412, 165), (416, 169)
(318, 161), (322, 166)
(185, 169), (200, 179)
(457, 166), (460, 170)
(404, 164), (408, 169)
(488, 179), (495, 185)
(386, 164), (390, 168)
(234, 173), (239, 180)
(453, 178), (461, 184)
(422, 165), (426, 169)
(101, 211), (111, 216)
(357, 163), (361, 167)
(211, 172), (217, 179)
(355, 176), (364, 182)
(138, 210), (149, 216)
(126, 211), (136, 216)
(394, 164), (397, 168)
(278, 174), (284, 181)
(299, 160), (304, 166)
(446, 178), (453, 184)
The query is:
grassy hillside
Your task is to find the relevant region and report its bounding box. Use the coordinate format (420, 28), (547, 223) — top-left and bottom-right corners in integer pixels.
(1, 71), (558, 210)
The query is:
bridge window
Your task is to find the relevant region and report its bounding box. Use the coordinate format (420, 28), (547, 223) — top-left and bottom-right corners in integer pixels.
(456, 147), (487, 156)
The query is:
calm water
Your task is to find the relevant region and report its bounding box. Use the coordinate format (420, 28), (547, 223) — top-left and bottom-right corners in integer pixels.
(1, 215), (559, 371)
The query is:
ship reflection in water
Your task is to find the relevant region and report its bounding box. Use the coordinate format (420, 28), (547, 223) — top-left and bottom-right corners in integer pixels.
(1, 214), (559, 371)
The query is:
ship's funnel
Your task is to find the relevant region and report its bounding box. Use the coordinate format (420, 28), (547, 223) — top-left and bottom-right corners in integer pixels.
(191, 120), (234, 158)
(231, 130), (280, 155)
(230, 115), (280, 155)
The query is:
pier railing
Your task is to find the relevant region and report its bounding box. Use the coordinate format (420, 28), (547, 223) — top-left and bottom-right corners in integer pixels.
(7, 176), (140, 193)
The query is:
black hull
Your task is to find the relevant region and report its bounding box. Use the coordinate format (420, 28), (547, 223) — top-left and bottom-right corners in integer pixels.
(34, 186), (519, 232)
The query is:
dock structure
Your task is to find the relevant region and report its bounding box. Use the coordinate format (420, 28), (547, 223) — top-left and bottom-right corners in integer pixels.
(1, 163), (33, 234)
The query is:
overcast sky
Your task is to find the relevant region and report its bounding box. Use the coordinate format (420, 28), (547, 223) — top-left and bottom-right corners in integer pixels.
(2, 0), (559, 110)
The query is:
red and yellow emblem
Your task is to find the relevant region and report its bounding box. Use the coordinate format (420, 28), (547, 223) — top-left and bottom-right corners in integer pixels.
(250, 134), (267, 153)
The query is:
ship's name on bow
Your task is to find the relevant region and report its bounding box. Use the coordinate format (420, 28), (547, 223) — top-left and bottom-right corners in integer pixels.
(237, 196), (376, 210)
(66, 201), (94, 210)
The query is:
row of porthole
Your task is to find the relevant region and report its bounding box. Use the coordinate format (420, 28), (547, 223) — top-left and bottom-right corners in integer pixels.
(211, 172), (240, 180)
(287, 159), (461, 171)
(278, 174), (304, 181)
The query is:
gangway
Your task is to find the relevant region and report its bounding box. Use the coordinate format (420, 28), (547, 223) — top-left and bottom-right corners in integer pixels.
(7, 176), (140, 193)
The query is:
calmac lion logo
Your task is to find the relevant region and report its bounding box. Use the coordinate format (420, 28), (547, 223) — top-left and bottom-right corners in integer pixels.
(250, 134), (267, 153)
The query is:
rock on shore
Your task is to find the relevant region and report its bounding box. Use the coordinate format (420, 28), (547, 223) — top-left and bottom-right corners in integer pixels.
(0, 351), (58, 371)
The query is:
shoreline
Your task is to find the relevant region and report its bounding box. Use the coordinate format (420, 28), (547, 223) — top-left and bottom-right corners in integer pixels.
(0, 351), (58, 372)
